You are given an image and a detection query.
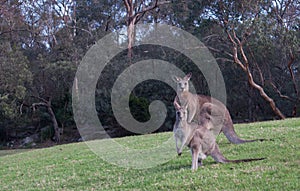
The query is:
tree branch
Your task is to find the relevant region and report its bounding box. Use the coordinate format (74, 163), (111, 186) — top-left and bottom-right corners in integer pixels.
(226, 30), (247, 71)
(287, 50), (298, 98)
(65, 25), (93, 37)
(32, 95), (49, 104)
(226, 26), (285, 119)
(269, 82), (295, 102)
(31, 96), (61, 142)
(123, 0), (130, 12)
(248, 46), (264, 86)
(32, 102), (48, 112)
(206, 46), (233, 59)
(135, 0), (171, 23)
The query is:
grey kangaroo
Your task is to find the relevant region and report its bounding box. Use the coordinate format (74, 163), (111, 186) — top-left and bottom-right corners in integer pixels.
(173, 101), (265, 170)
(173, 72), (266, 144)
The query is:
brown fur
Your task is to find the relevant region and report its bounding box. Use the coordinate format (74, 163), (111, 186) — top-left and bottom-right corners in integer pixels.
(173, 73), (266, 144)
(174, 103), (265, 170)
(173, 101), (195, 155)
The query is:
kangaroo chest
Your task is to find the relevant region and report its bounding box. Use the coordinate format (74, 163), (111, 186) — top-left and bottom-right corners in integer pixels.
(175, 121), (197, 144)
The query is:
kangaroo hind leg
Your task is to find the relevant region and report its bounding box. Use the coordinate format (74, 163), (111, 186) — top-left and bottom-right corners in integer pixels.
(191, 146), (201, 171)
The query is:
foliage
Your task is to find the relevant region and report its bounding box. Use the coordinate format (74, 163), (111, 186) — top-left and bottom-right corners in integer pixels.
(0, 118), (299, 190)
(0, 0), (299, 142)
(129, 95), (151, 122)
(197, 0), (300, 119)
(0, 44), (32, 122)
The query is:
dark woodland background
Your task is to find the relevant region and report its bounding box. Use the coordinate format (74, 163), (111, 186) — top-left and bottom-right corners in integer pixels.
(0, 0), (299, 148)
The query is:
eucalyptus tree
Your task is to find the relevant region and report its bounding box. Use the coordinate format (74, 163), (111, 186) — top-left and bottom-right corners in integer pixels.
(0, 1), (33, 124)
(198, 0), (300, 119)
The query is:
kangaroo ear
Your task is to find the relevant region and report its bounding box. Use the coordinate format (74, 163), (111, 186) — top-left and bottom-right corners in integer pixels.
(172, 75), (181, 82)
(173, 100), (181, 110)
(183, 72), (192, 81)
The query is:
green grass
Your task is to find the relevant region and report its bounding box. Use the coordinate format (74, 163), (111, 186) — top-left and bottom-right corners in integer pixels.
(0, 118), (299, 191)
(0, 149), (31, 157)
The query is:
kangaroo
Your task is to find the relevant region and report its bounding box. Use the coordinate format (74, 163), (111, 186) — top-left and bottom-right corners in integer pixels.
(173, 101), (195, 156)
(173, 100), (225, 156)
(173, 102), (266, 170)
(173, 72), (266, 144)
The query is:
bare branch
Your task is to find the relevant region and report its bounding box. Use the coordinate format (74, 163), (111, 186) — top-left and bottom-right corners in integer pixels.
(287, 50), (299, 99)
(135, 0), (170, 22)
(269, 82), (295, 102)
(32, 102), (48, 112)
(31, 97), (61, 143)
(202, 34), (219, 43)
(225, 25), (285, 119)
(206, 46), (233, 58)
(19, 102), (24, 116)
(31, 95), (49, 103)
(246, 66), (286, 119)
(215, 57), (234, 63)
(123, 0), (130, 12)
(248, 46), (264, 86)
(226, 30), (247, 71)
(135, 0), (171, 18)
(65, 25), (93, 37)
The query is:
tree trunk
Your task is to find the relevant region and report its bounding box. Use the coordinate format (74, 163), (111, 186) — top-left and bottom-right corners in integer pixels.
(46, 100), (61, 143)
(32, 98), (61, 143)
(123, 0), (171, 59)
(248, 85), (253, 121)
(127, 16), (136, 58)
(246, 68), (286, 119)
(226, 30), (286, 119)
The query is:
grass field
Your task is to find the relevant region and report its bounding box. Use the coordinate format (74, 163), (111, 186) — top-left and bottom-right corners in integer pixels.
(0, 118), (299, 191)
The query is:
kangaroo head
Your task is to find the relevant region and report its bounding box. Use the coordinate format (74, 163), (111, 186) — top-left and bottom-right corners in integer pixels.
(174, 100), (188, 121)
(172, 73), (192, 93)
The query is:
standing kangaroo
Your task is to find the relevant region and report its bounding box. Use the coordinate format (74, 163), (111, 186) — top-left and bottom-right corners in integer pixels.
(173, 101), (265, 170)
(173, 73), (265, 144)
(173, 101), (224, 155)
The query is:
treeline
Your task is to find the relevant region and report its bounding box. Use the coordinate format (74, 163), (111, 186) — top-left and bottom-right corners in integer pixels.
(0, 0), (299, 144)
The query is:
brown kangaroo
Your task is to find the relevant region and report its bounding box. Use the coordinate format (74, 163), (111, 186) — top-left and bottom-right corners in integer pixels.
(173, 72), (266, 144)
(173, 101), (265, 170)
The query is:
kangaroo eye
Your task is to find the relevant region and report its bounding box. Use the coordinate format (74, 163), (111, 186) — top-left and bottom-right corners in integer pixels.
(184, 82), (187, 85)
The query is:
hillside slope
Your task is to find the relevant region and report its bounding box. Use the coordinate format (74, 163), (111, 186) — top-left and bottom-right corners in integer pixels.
(0, 118), (299, 191)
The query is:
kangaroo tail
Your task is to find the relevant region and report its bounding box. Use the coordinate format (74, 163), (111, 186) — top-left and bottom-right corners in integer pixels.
(223, 128), (270, 144)
(223, 128), (268, 144)
(210, 144), (266, 163)
(222, 117), (268, 144)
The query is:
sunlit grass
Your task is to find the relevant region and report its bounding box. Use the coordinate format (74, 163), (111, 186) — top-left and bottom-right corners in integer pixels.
(0, 118), (299, 190)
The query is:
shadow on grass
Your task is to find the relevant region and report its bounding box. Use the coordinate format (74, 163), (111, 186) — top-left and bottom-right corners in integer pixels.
(155, 158), (222, 172)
